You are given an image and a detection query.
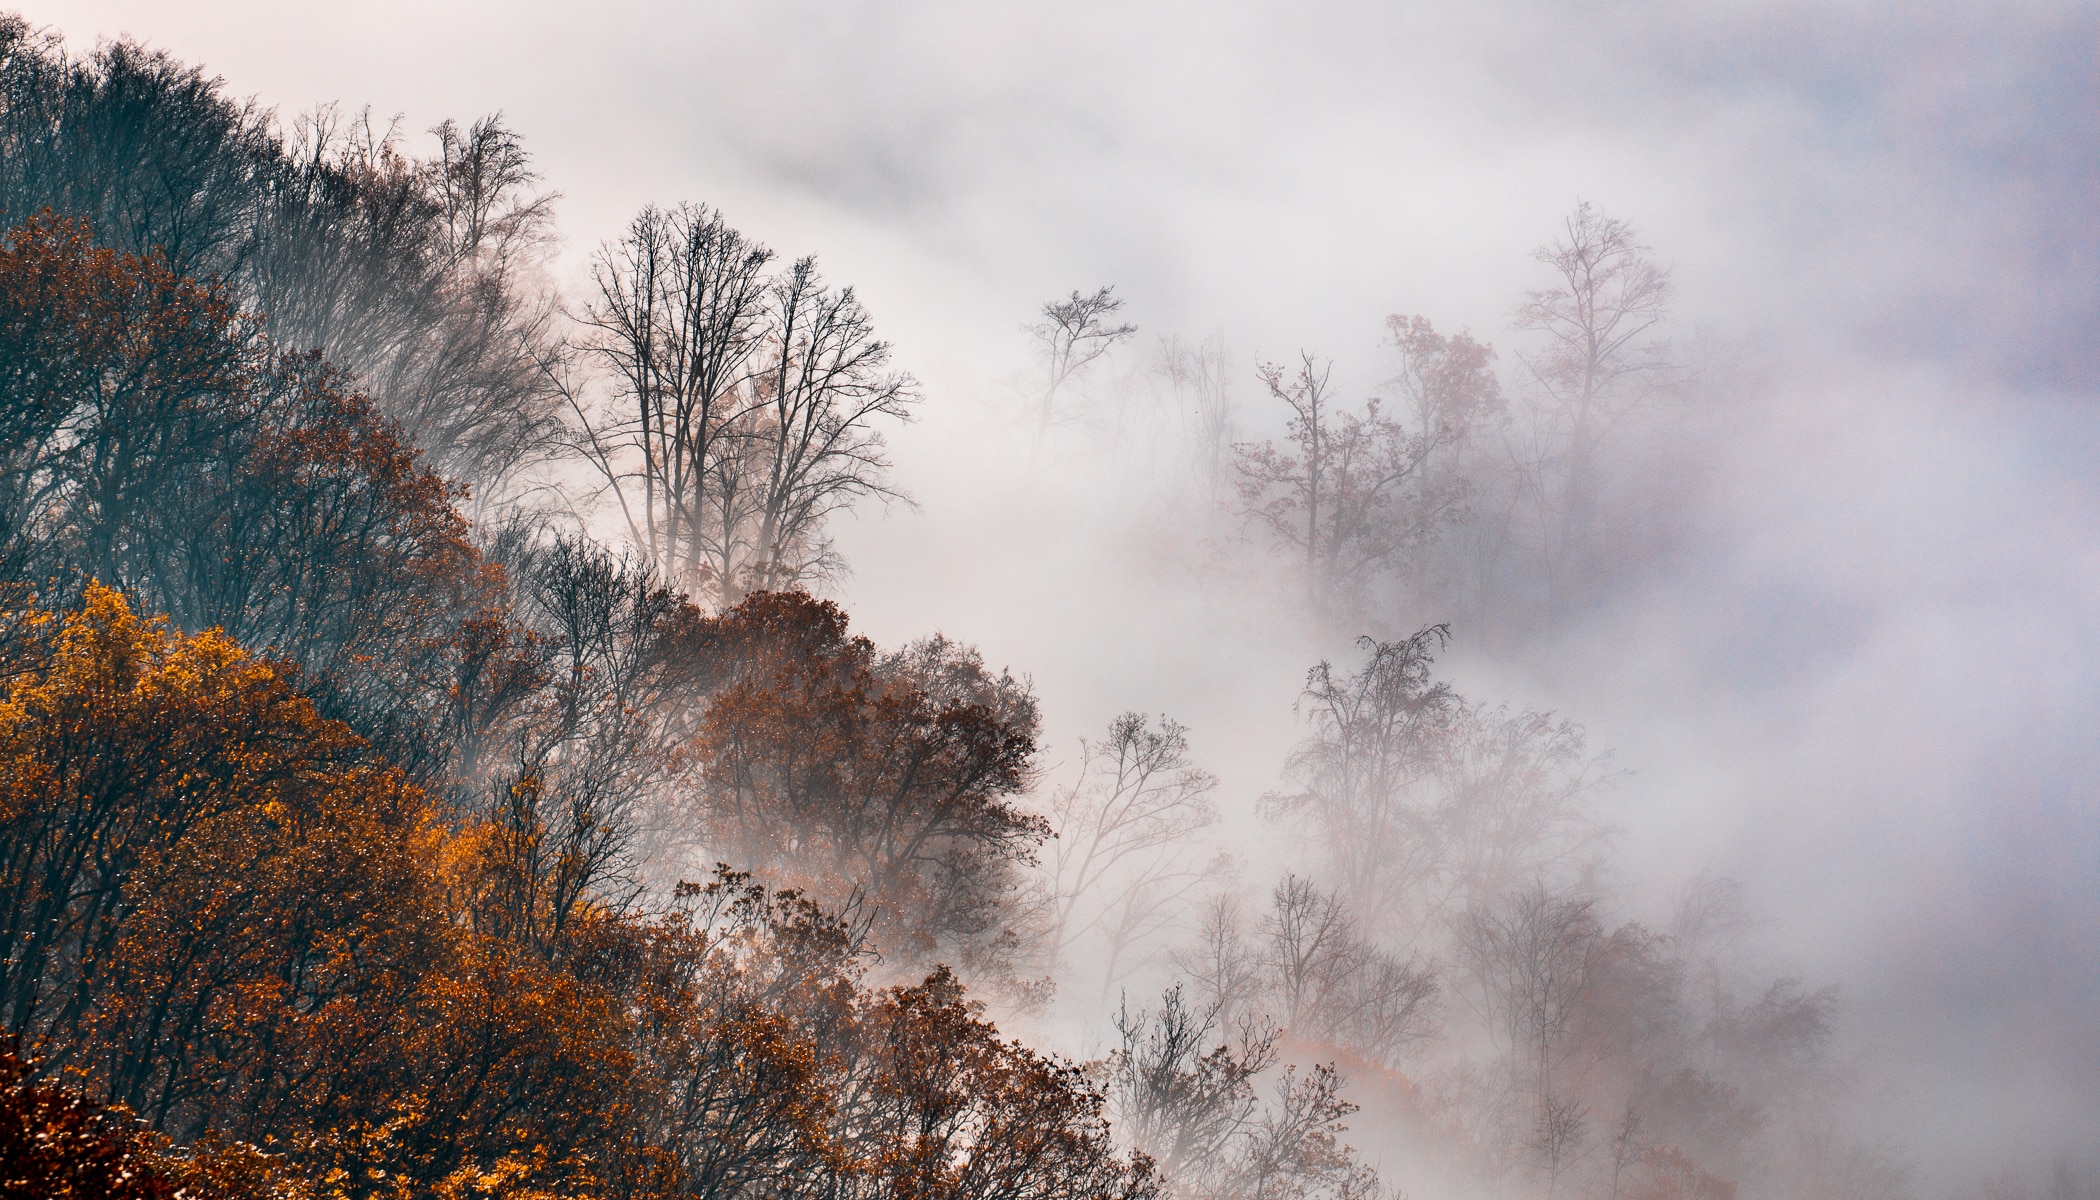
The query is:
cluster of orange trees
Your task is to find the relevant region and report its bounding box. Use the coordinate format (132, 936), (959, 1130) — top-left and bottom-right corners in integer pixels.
(0, 214), (1151, 1199)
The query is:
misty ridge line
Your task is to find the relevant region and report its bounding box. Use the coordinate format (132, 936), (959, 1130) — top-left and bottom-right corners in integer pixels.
(0, 10), (2093, 1200)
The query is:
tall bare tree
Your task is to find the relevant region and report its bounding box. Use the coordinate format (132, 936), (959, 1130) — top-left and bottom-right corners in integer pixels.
(1040, 713), (1224, 1003)
(569, 207), (914, 605)
(1511, 202), (1677, 604)
(737, 256), (915, 598)
(573, 202), (773, 598)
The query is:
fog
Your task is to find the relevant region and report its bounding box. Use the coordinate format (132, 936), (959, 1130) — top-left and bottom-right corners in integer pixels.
(17, 0), (2100, 1191)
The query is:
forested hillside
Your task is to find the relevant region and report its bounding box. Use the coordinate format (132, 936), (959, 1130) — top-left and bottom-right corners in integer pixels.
(0, 12), (2092, 1200)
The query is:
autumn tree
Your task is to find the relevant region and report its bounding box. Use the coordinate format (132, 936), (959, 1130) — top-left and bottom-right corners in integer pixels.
(0, 213), (528, 792)
(691, 590), (1048, 981)
(0, 1043), (296, 1199)
(0, 23), (567, 498)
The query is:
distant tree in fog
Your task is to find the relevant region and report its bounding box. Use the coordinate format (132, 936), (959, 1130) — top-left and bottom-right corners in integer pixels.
(249, 108), (568, 501)
(1158, 334), (1239, 500)
(1108, 985), (1275, 1190)
(1177, 894), (1266, 1026)
(1266, 630), (1610, 940)
(1266, 628), (1457, 925)
(1174, 877), (1437, 1070)
(1509, 201), (1679, 607)
(1107, 986), (1387, 1200)
(1040, 712), (1226, 1002)
(1028, 284), (1137, 443)
(1454, 883), (1604, 1188)
(1258, 875), (1438, 1065)
(1233, 318), (1495, 622)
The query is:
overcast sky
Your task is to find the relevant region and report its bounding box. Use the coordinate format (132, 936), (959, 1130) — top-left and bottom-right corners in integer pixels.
(21, 0), (2100, 1180)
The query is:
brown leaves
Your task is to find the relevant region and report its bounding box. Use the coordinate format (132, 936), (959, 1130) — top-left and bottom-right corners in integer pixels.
(691, 591), (1047, 976)
(0, 1042), (295, 1200)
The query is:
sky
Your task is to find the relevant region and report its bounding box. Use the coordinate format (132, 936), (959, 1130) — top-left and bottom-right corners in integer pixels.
(19, 0), (2100, 1182)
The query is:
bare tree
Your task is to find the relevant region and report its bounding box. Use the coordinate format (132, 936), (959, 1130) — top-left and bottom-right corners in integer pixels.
(737, 256), (915, 598)
(1432, 701), (1614, 918)
(1158, 334), (1239, 500)
(574, 202), (774, 599)
(1259, 875), (1361, 1038)
(1455, 882), (1603, 1178)
(1233, 332), (1487, 619)
(568, 209), (914, 605)
(1267, 632), (1611, 941)
(1028, 285), (1137, 442)
(1511, 202), (1678, 604)
(1041, 712), (1225, 1002)
(1265, 629), (1458, 930)
(1107, 985), (1276, 1191)
(1107, 986), (1386, 1200)
(430, 112), (557, 272)
(1175, 893), (1266, 1025)
(1256, 875), (1437, 1064)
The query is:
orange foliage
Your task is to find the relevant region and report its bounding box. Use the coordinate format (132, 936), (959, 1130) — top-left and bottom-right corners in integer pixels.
(0, 587), (1152, 1200)
(0, 214), (522, 795)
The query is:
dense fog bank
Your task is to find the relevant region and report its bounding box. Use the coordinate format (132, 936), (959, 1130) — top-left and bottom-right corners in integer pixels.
(9, 2), (2100, 1197)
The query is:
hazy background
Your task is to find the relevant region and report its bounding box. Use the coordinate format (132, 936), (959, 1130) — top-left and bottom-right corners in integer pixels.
(20, 0), (2100, 1183)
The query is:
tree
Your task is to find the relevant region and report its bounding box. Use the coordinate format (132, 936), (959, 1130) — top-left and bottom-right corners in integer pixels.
(1453, 882), (1603, 1185)
(575, 202), (774, 599)
(1265, 629), (1457, 931)
(0, 1043), (293, 1199)
(0, 213), (519, 790)
(247, 108), (567, 503)
(1028, 285), (1137, 443)
(1510, 202), (1678, 605)
(0, 587), (1156, 1200)
(1157, 335), (1239, 501)
(1174, 894), (1264, 1028)
(0, 585), (447, 1145)
(690, 591), (1048, 980)
(1254, 876), (1438, 1066)
(1039, 712), (1224, 1003)
(0, 24), (569, 500)
(1233, 324), (1492, 621)
(1108, 986), (1276, 1195)
(1106, 986), (1385, 1200)
(738, 255), (915, 597)
(570, 205), (913, 605)
(1266, 630), (1609, 941)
